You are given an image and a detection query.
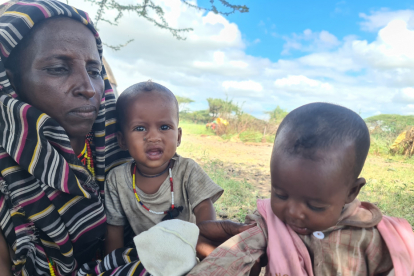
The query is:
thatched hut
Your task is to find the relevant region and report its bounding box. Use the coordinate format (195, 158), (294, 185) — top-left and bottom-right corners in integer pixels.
(102, 57), (119, 98)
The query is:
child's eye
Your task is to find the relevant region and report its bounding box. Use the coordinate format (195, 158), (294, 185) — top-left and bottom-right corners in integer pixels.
(134, 126), (146, 131)
(274, 193), (288, 200)
(160, 125), (171, 131)
(307, 204), (326, 212)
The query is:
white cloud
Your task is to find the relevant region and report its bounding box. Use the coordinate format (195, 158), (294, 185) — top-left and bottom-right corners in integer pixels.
(222, 80), (263, 92)
(274, 75), (333, 95)
(393, 87), (414, 103)
(282, 29), (340, 55)
(352, 20), (414, 69)
(62, 1), (414, 117)
(359, 9), (414, 32)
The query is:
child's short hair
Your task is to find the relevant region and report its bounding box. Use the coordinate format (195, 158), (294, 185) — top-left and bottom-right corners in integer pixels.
(275, 102), (370, 179)
(116, 80), (179, 131)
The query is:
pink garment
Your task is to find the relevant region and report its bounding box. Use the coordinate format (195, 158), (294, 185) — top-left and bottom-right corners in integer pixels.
(259, 198), (414, 276)
(377, 216), (414, 276)
(257, 199), (314, 276)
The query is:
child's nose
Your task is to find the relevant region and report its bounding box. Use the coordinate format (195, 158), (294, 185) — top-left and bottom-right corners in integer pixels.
(146, 129), (161, 142)
(287, 201), (305, 220)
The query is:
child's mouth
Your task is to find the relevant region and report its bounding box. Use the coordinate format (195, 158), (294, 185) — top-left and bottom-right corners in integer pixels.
(288, 224), (309, 235)
(146, 149), (163, 160)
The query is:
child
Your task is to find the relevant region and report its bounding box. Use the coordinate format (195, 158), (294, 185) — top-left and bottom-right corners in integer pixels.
(188, 102), (414, 276)
(104, 81), (224, 256)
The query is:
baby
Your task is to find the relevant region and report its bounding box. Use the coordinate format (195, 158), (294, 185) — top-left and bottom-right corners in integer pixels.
(104, 81), (223, 256)
(188, 102), (414, 276)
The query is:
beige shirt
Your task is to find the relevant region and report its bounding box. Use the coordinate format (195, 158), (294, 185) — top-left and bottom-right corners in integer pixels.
(105, 155), (223, 235)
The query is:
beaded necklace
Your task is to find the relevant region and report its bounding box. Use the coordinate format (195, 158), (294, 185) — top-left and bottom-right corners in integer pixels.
(47, 256), (57, 276)
(132, 162), (174, 214)
(77, 134), (95, 177)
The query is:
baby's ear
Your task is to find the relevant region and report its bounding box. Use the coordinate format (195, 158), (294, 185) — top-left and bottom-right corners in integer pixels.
(116, 131), (128, 151)
(177, 127), (182, 147)
(345, 177), (366, 204)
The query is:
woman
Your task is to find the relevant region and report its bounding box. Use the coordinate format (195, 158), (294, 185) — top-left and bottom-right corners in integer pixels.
(0, 1), (133, 275)
(0, 1), (252, 275)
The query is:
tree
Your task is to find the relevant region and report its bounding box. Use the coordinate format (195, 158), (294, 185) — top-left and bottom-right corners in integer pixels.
(176, 95), (194, 112)
(206, 97), (241, 118)
(266, 106), (288, 123)
(81, 0), (249, 50)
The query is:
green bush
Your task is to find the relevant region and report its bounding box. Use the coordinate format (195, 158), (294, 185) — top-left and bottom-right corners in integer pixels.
(180, 110), (211, 124)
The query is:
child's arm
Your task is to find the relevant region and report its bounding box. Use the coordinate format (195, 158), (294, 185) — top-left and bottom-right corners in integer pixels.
(105, 224), (124, 255)
(193, 198), (217, 259)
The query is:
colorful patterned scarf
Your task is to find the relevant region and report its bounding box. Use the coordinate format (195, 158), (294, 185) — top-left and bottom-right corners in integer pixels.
(0, 1), (131, 275)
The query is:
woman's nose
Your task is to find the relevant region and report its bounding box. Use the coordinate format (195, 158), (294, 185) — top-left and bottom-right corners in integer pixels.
(73, 69), (96, 99)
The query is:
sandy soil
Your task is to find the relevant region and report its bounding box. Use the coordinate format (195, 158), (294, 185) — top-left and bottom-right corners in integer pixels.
(178, 133), (273, 197)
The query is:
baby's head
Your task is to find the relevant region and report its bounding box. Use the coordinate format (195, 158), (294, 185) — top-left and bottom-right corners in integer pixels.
(270, 102), (370, 235)
(116, 81), (181, 170)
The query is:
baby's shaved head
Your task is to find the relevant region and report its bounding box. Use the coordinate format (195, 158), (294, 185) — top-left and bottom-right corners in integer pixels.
(273, 102), (370, 179)
(116, 81), (179, 131)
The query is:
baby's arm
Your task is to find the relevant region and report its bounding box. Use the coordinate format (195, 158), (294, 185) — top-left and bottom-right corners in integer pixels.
(105, 225), (124, 255)
(104, 169), (128, 255)
(193, 198), (217, 259)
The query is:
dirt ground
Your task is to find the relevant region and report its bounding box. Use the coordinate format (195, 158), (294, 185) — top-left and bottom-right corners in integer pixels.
(178, 133), (273, 197)
(178, 133), (414, 199)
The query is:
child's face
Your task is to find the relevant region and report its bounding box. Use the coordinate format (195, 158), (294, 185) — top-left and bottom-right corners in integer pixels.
(270, 145), (364, 235)
(117, 92), (182, 173)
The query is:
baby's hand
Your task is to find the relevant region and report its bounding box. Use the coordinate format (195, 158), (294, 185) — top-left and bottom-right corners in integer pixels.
(196, 220), (256, 260)
(198, 220), (256, 243)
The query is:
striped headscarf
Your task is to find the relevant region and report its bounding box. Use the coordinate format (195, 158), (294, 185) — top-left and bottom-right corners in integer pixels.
(0, 1), (130, 275)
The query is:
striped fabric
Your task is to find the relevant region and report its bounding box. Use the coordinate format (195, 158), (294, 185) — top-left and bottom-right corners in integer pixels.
(0, 1), (132, 275)
(77, 248), (151, 276)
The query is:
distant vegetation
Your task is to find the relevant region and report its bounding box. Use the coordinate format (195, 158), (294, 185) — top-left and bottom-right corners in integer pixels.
(365, 114), (414, 156)
(180, 97), (287, 143)
(179, 97), (414, 156)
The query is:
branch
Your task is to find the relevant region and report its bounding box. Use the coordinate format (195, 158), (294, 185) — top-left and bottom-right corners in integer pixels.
(103, 39), (134, 51)
(181, 0), (249, 16)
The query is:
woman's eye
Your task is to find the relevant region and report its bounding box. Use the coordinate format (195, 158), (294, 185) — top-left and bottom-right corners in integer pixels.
(160, 125), (171, 130)
(134, 126), (146, 131)
(274, 193), (288, 200)
(88, 69), (102, 78)
(46, 67), (68, 74)
(307, 204), (326, 212)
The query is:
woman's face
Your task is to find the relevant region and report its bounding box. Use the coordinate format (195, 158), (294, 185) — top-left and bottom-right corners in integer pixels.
(9, 17), (104, 139)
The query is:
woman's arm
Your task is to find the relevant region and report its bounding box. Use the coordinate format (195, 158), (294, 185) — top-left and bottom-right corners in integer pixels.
(105, 224), (124, 255)
(0, 229), (12, 276)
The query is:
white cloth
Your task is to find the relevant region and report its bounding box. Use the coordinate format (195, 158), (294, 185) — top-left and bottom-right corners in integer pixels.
(134, 219), (199, 276)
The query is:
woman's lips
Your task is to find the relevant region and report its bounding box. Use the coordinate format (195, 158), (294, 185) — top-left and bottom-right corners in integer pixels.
(69, 106), (97, 119)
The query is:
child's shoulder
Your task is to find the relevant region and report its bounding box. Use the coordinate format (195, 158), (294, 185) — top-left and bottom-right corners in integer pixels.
(106, 160), (134, 181)
(173, 154), (200, 170)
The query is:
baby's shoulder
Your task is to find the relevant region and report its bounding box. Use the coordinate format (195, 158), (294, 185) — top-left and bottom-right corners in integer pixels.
(106, 161), (133, 184)
(174, 155), (201, 172)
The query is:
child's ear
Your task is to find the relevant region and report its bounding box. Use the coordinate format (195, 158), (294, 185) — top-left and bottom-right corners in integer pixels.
(345, 177), (366, 204)
(116, 131), (128, 151)
(177, 127), (182, 147)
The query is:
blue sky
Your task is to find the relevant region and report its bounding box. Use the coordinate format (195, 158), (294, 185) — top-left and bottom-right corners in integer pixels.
(201, 0), (414, 60)
(70, 0), (414, 118)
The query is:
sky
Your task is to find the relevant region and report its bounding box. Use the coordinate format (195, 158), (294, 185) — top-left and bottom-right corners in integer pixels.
(66, 0), (414, 118)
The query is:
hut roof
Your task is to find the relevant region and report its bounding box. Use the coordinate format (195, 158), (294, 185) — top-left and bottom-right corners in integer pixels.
(102, 56), (117, 87)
